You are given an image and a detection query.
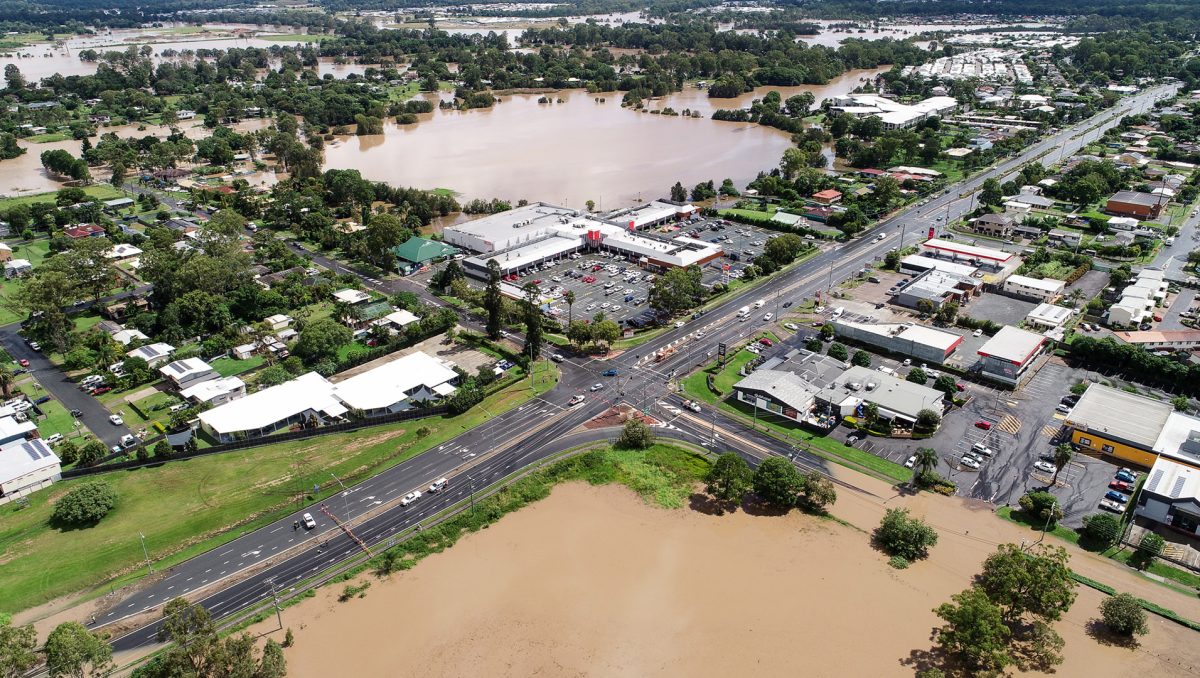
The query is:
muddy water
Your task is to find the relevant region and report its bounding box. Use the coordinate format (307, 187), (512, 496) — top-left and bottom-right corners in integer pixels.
(321, 67), (885, 206)
(251, 482), (1200, 678)
(0, 118), (273, 196)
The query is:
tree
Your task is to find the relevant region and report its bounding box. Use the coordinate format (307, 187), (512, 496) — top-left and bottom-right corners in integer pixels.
(484, 260), (502, 339)
(563, 289), (576, 327)
(906, 367), (928, 385)
(752, 456), (802, 510)
(874, 507), (939, 560)
(147, 598), (285, 678)
(57, 440), (79, 466)
(51, 481), (117, 526)
(933, 374), (957, 397)
(585, 199), (595, 212)
(819, 323), (834, 340)
(980, 178), (1003, 207)
(77, 440), (107, 467)
(1052, 443), (1073, 485)
(650, 265), (704, 316)
(616, 418), (654, 450)
(1100, 593), (1149, 637)
(521, 282), (543, 362)
(796, 470), (836, 513)
(1134, 532), (1165, 570)
(44, 622), (112, 678)
(850, 349), (871, 367)
(762, 233), (806, 267)
(153, 440), (172, 459)
(1018, 491), (1063, 528)
(913, 447), (939, 482)
(669, 181), (687, 202)
(363, 213), (408, 269)
(0, 616), (38, 678)
(827, 342), (848, 361)
(883, 248), (901, 271)
(1081, 513), (1122, 549)
(109, 160), (125, 187)
(294, 318), (351, 365)
(259, 639), (287, 678)
(705, 452), (752, 506)
(934, 586), (1012, 672)
(915, 408), (941, 430)
(978, 543), (1076, 626)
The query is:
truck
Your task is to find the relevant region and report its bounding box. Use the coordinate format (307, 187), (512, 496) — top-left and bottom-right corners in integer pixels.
(737, 306), (751, 320)
(753, 299), (765, 309)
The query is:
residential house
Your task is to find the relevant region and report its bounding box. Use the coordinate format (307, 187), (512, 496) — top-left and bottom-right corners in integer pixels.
(159, 357), (218, 390)
(332, 288), (370, 305)
(180, 376), (246, 407)
(812, 189), (843, 205)
(0, 243), (11, 263)
(1106, 191), (1165, 220)
(972, 213), (1013, 238)
(0, 437), (60, 505)
(126, 342), (175, 368)
(63, 224), (105, 239)
(111, 328), (150, 346)
(4, 259), (31, 279)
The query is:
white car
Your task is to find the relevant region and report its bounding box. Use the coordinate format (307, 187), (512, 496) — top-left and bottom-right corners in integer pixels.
(428, 478), (448, 493)
(109, 414), (124, 426)
(674, 321), (685, 328)
(120, 434), (138, 448)
(401, 490), (422, 506)
(301, 512), (316, 529)
(971, 443), (994, 457)
(686, 400), (702, 413)
(902, 358), (911, 367)
(960, 456), (981, 469)
(568, 394), (585, 406)
(762, 313), (774, 321)
(1034, 460), (1057, 474)
(904, 455), (917, 469)
(45, 433), (64, 445)
(784, 323), (798, 331)
(1098, 499), (1125, 513)
(973, 328), (983, 338)
(589, 383), (604, 392)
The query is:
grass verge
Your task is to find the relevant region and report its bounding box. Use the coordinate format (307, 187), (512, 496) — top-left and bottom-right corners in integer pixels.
(0, 365), (558, 615)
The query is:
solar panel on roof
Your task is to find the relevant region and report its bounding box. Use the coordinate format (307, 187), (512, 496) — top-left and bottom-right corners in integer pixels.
(1171, 476), (1187, 499)
(25, 446), (40, 461)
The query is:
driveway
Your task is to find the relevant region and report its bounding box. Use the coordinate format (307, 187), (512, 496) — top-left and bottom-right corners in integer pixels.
(0, 323), (132, 446)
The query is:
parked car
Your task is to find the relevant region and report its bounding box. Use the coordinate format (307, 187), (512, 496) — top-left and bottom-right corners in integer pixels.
(18, 359), (28, 367)
(33, 395), (50, 405)
(784, 323), (798, 331)
(960, 456), (981, 469)
(301, 512), (316, 529)
(108, 414), (124, 426)
(972, 328), (983, 338)
(1098, 499), (1125, 513)
(28, 341), (41, 352)
(955, 383), (966, 392)
(69, 409), (82, 418)
(1034, 460), (1057, 473)
(759, 338), (773, 347)
(972, 443), (994, 457)
(904, 455), (917, 469)
(974, 420), (992, 430)
(401, 490), (422, 506)
(45, 433), (63, 445)
(1056, 404), (1072, 414)
(1105, 490), (1130, 504)
(120, 434), (138, 448)
(1109, 480), (1133, 492)
(1115, 468), (1138, 483)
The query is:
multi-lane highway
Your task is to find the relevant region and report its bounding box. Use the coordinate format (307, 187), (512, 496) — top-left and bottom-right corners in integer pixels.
(95, 82), (1175, 653)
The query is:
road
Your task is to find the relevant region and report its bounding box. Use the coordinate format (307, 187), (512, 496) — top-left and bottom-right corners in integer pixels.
(93, 83), (1175, 651)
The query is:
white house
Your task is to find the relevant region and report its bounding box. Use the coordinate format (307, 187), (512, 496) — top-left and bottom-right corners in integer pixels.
(1003, 274), (1065, 302)
(159, 357), (218, 390)
(379, 309), (419, 333)
(199, 372), (346, 443)
(1026, 303), (1073, 330)
(332, 288), (370, 305)
(126, 342), (175, 368)
(264, 314), (292, 330)
(332, 351), (458, 416)
(111, 328), (150, 346)
(180, 376), (246, 407)
(4, 259), (31, 279)
(0, 437), (60, 504)
(105, 243), (143, 260)
(176, 109), (196, 120)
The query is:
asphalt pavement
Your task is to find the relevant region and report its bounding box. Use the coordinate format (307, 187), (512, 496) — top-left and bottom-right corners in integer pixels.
(93, 83), (1176, 652)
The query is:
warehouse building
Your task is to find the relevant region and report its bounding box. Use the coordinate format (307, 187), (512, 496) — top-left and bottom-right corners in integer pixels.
(732, 370), (823, 426)
(1065, 383), (1200, 468)
(1106, 190), (1165, 220)
(899, 254), (978, 278)
(893, 269), (982, 311)
(832, 320), (963, 365)
(1136, 448), (1200, 536)
(814, 366), (945, 427)
(976, 325), (1046, 386)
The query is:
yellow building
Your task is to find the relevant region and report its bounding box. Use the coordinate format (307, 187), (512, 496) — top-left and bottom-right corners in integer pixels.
(1065, 384), (1200, 469)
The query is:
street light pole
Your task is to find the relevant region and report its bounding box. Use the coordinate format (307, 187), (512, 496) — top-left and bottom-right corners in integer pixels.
(468, 473), (476, 513)
(330, 472), (350, 518)
(265, 577), (283, 630)
(139, 533), (153, 575)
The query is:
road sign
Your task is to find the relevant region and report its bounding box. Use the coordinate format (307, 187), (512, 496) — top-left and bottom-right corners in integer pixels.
(717, 343), (727, 359)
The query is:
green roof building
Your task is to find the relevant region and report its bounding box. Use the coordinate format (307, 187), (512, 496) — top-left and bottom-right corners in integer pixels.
(392, 237), (459, 272)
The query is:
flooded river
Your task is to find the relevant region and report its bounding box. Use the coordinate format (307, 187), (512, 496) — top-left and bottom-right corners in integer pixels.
(323, 67), (887, 207)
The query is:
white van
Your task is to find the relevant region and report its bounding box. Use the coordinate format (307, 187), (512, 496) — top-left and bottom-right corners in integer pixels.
(753, 299), (765, 309)
(737, 306), (751, 320)
(832, 307), (845, 319)
(428, 477), (448, 493)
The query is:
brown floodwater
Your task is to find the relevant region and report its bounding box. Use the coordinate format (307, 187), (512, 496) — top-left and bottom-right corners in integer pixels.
(249, 481), (1200, 678)
(323, 68), (886, 207)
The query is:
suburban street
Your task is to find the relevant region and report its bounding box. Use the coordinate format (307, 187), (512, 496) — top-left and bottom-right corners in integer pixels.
(91, 83), (1176, 652)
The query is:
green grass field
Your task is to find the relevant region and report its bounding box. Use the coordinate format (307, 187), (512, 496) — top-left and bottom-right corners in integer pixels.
(0, 240), (54, 324)
(261, 33), (332, 42)
(719, 204), (777, 221)
(210, 355), (264, 377)
(0, 185), (125, 213)
(25, 132), (72, 143)
(0, 362), (558, 614)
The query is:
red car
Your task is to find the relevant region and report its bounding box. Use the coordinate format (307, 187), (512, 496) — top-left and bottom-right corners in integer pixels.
(18, 359), (29, 367)
(759, 338), (773, 347)
(92, 386), (112, 395)
(1110, 480), (1132, 492)
(591, 265), (602, 272)
(955, 382), (966, 392)
(974, 420), (992, 430)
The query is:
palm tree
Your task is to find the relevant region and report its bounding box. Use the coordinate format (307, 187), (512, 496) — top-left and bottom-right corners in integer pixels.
(1051, 442), (1073, 485)
(564, 290), (576, 328)
(913, 447), (939, 483)
(0, 366), (13, 398)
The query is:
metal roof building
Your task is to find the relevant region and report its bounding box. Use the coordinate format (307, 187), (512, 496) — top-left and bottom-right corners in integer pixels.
(976, 326), (1046, 385)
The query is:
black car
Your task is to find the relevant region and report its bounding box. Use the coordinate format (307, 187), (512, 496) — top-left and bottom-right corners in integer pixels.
(69, 409), (83, 418)
(34, 395), (51, 405)
(782, 301), (793, 308)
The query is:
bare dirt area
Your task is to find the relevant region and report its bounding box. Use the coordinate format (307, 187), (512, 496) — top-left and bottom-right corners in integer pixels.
(250, 481), (1200, 677)
(328, 330), (493, 382)
(583, 403), (660, 429)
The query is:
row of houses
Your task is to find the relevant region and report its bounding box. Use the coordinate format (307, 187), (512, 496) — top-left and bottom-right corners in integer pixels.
(196, 351), (459, 443)
(1108, 268), (1169, 327)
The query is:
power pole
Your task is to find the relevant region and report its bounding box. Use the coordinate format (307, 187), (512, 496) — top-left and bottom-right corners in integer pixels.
(265, 577), (283, 630)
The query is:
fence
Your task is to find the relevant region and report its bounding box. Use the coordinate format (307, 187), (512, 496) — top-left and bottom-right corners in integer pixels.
(62, 406), (450, 479)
